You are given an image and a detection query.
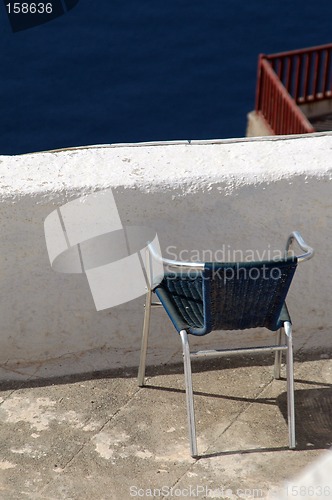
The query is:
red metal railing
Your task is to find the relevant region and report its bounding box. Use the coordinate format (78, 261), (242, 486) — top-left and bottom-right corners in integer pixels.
(255, 43), (332, 135)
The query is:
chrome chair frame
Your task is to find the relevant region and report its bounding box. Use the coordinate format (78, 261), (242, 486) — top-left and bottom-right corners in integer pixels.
(138, 231), (314, 457)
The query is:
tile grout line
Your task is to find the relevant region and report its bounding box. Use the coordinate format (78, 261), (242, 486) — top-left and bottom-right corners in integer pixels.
(34, 380), (152, 496)
(0, 363), (45, 405)
(161, 375), (276, 498)
(210, 375), (276, 443)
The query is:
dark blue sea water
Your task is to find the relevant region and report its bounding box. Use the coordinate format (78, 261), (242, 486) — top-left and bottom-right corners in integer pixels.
(1, 0), (332, 155)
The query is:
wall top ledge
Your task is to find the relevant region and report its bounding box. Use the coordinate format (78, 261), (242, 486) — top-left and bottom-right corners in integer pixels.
(1, 133), (332, 199)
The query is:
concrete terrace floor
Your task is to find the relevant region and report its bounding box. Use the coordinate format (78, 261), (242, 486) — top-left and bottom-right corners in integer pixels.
(0, 354), (331, 500)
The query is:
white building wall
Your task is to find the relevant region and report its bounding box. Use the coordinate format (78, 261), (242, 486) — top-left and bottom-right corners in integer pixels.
(0, 134), (331, 380)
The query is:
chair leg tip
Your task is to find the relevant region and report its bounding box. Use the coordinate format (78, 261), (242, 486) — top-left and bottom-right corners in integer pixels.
(190, 447), (198, 458)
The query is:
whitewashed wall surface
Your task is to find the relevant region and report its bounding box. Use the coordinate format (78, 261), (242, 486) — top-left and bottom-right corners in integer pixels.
(0, 133), (331, 380)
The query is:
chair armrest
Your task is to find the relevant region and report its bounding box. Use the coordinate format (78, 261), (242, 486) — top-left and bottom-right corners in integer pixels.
(148, 242), (204, 271)
(285, 231), (314, 263)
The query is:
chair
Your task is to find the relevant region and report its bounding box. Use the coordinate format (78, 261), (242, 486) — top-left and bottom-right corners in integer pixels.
(138, 231), (314, 457)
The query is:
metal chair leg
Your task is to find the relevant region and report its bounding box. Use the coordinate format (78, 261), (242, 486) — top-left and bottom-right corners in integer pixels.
(138, 289), (152, 387)
(284, 321), (296, 449)
(180, 330), (198, 458)
(274, 328), (282, 379)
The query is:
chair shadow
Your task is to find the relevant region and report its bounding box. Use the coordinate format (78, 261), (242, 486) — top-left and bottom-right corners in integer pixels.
(277, 387), (332, 450)
(144, 383), (332, 458)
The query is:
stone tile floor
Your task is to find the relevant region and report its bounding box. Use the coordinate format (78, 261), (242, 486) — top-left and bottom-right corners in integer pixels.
(0, 354), (331, 499)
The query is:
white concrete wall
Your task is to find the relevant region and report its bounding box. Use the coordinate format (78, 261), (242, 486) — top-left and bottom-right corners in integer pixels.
(0, 134), (331, 380)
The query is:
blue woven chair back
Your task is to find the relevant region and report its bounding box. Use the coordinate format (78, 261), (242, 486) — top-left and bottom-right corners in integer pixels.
(203, 257), (297, 332)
